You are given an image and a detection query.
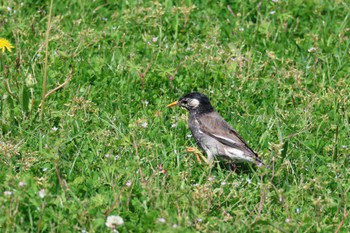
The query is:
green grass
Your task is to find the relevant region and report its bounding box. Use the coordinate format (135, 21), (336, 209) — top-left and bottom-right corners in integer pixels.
(1, 0), (350, 232)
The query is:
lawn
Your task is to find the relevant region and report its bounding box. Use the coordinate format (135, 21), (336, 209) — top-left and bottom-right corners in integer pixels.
(1, 0), (349, 232)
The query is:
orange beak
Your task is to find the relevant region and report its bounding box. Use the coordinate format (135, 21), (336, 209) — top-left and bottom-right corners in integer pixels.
(167, 101), (178, 108)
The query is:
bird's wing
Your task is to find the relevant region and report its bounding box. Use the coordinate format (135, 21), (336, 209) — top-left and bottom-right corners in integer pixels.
(197, 112), (263, 163)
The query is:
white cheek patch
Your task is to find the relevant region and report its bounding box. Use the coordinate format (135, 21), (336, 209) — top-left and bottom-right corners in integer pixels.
(189, 99), (200, 108)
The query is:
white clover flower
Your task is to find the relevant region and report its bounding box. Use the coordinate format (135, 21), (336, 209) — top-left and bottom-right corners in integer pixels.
(125, 180), (132, 187)
(105, 154), (111, 159)
(51, 126), (58, 131)
(207, 176), (215, 181)
(157, 218), (166, 223)
(285, 218), (291, 223)
(18, 181), (27, 187)
(39, 189), (45, 198)
(270, 11), (276, 15)
(141, 122), (148, 128)
(186, 134), (192, 138)
(6, 7), (12, 12)
(152, 37), (158, 42)
(246, 178), (252, 184)
(171, 123), (177, 128)
(172, 223), (178, 228)
(42, 168), (48, 172)
(105, 215), (124, 229)
(221, 181), (226, 186)
(4, 191), (13, 196)
(308, 47), (317, 53)
(144, 100), (149, 106)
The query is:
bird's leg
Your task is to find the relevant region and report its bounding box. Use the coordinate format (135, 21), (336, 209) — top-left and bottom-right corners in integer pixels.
(186, 147), (207, 163)
(229, 163), (237, 171)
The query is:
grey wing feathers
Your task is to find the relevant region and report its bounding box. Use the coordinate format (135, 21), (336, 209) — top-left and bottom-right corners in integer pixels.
(197, 112), (264, 164)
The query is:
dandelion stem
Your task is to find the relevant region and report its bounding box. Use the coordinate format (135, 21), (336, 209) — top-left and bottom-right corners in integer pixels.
(40, 0), (53, 119)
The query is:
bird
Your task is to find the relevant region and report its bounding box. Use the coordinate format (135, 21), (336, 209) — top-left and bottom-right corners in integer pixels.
(167, 92), (264, 167)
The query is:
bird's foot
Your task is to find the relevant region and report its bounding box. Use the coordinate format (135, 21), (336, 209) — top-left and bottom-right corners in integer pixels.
(229, 163), (237, 171)
(185, 147), (207, 163)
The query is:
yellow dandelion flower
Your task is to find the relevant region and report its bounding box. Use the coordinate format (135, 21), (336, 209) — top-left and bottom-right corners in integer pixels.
(0, 38), (14, 52)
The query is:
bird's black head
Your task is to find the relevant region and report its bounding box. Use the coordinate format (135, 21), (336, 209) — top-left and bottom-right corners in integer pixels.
(177, 92), (214, 114)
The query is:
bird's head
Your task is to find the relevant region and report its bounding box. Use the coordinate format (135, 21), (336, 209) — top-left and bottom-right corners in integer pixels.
(167, 92), (214, 114)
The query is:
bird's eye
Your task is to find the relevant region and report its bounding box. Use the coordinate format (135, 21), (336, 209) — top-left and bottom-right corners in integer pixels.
(181, 100), (188, 105)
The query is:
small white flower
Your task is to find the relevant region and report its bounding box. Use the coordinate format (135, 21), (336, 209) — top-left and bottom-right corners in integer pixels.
(285, 218), (291, 223)
(172, 223), (178, 228)
(144, 100), (149, 106)
(186, 134), (192, 138)
(39, 189), (45, 198)
(246, 178), (251, 184)
(102, 17), (108, 21)
(173, 149), (177, 154)
(52, 126), (58, 131)
(270, 11), (276, 15)
(105, 154), (111, 159)
(296, 207), (301, 213)
(193, 183), (199, 187)
(221, 181), (226, 186)
(171, 123), (177, 128)
(105, 215), (124, 229)
(308, 47), (317, 53)
(125, 180), (132, 187)
(186, 47), (191, 51)
(18, 181), (27, 187)
(4, 191), (13, 196)
(157, 218), (166, 223)
(81, 230), (87, 233)
(114, 155), (120, 160)
(42, 168), (48, 172)
(165, 44), (169, 49)
(7, 7), (12, 12)
(141, 122), (148, 128)
(207, 177), (215, 181)
(196, 218), (203, 222)
(272, 0), (279, 2)
(152, 37), (158, 42)
(239, 27), (244, 31)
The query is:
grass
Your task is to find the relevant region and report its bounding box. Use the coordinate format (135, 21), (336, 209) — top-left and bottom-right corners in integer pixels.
(1, 0), (350, 232)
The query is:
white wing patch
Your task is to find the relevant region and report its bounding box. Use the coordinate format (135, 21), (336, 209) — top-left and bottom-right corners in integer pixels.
(212, 134), (238, 146)
(224, 148), (254, 162)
